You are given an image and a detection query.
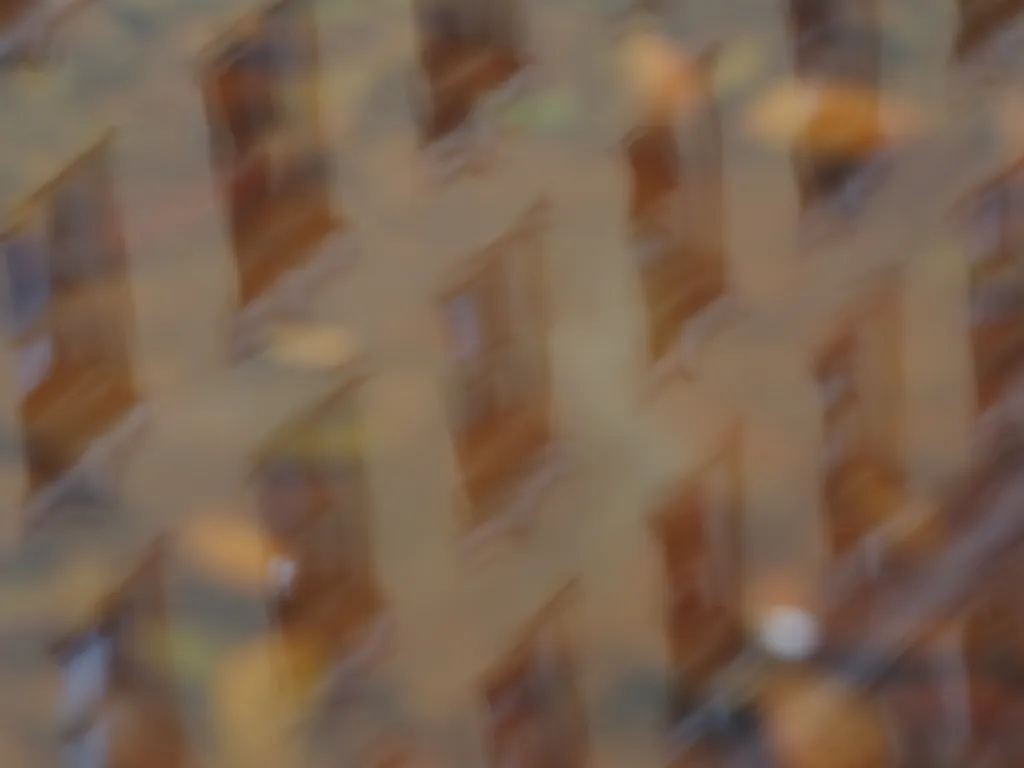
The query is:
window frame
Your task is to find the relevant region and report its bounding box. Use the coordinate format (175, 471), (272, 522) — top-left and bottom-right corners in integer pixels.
(50, 540), (178, 761)
(648, 426), (746, 699)
(250, 375), (387, 691)
(2, 132), (142, 518)
(480, 581), (588, 768)
(790, 0), (881, 87)
(198, 0), (340, 316)
(815, 281), (908, 564)
(411, 0), (531, 148)
(954, 0), (1024, 59)
(960, 161), (1024, 416)
(623, 53), (729, 371)
(437, 200), (553, 526)
(0, 0), (95, 70)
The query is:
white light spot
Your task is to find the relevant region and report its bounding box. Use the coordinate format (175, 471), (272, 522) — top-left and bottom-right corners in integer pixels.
(759, 606), (821, 661)
(268, 557), (297, 596)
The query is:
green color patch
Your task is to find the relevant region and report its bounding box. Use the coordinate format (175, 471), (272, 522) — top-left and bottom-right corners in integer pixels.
(167, 623), (231, 688)
(501, 88), (580, 135)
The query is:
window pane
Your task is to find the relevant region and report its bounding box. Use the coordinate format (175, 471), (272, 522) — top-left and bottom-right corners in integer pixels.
(16, 335), (53, 397)
(258, 458), (318, 539)
(63, 721), (109, 768)
(59, 633), (112, 727)
(977, 192), (1006, 261)
(1003, 175), (1024, 253)
(267, 0), (315, 76)
(3, 224), (50, 336)
(446, 293), (483, 360)
(49, 180), (96, 285)
(215, 43), (279, 157)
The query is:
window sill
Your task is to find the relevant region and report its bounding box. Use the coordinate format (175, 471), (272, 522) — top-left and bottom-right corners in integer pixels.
(645, 292), (736, 395)
(300, 609), (396, 707)
(231, 224), (355, 360)
(823, 480), (939, 612)
(23, 399), (150, 534)
(413, 60), (538, 184)
(0, 0), (93, 67)
(458, 440), (569, 562)
(796, 149), (895, 248)
(955, 1), (1024, 60)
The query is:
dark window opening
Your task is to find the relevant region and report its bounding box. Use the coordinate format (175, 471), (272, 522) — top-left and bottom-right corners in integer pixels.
(201, 0), (338, 310)
(441, 202), (553, 530)
(482, 584), (588, 768)
(623, 77), (728, 366)
(650, 432), (745, 724)
(52, 543), (190, 768)
(816, 320), (905, 562)
(253, 383), (387, 693)
(966, 169), (1024, 414)
(2, 139), (142, 511)
(790, 0), (880, 88)
(792, 97), (889, 220)
(955, 0), (1024, 59)
(413, 0), (530, 146)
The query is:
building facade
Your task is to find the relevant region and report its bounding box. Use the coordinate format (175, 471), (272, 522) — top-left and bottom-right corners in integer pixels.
(0, 0), (1018, 765)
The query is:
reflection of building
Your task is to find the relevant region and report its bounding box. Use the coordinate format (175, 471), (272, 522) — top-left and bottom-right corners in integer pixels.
(1, 133), (146, 527)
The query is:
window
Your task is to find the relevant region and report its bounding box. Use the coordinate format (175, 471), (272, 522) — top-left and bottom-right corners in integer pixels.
(650, 430), (745, 721)
(200, 0), (338, 313)
(412, 0), (530, 147)
(791, 97), (888, 220)
(0, 0), (81, 69)
(790, 0), (880, 87)
(623, 61), (729, 368)
(482, 584), (587, 768)
(963, 588), (1024, 753)
(791, 0), (836, 44)
(623, 122), (683, 247)
(440, 201), (553, 534)
(817, 333), (862, 475)
(52, 543), (188, 768)
(816, 303), (905, 559)
(966, 166), (1024, 413)
(955, 0), (1024, 59)
(253, 381), (387, 694)
(2, 137), (142, 516)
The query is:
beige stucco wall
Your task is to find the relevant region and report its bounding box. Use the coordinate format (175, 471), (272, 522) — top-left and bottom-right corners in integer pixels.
(0, 0), (1019, 764)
